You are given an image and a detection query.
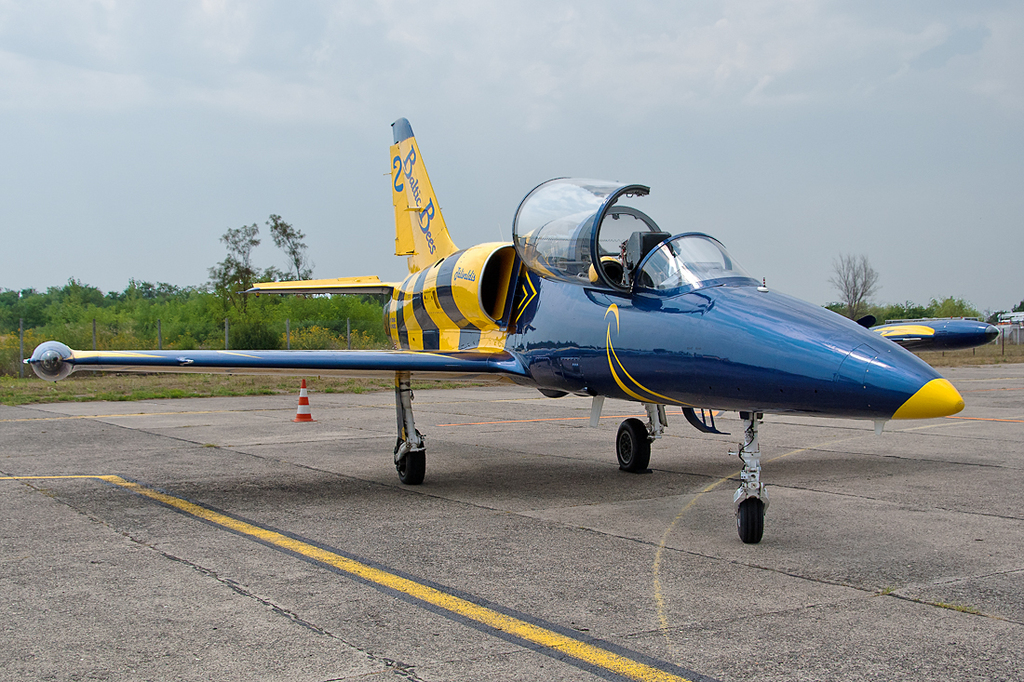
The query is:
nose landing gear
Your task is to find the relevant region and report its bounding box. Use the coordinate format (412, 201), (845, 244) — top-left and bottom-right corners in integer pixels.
(733, 411), (768, 544)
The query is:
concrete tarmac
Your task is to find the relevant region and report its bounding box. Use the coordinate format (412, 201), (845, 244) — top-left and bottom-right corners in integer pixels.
(1, 364), (1023, 681)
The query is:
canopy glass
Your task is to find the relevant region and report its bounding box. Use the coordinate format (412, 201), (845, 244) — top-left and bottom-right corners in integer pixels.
(512, 178), (656, 288)
(635, 233), (758, 294)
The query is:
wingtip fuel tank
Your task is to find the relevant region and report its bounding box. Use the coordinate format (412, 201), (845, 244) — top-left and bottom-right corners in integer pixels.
(25, 341), (74, 382)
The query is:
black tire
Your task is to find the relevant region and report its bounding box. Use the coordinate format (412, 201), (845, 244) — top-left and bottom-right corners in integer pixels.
(736, 498), (765, 544)
(616, 418), (651, 472)
(397, 450), (426, 485)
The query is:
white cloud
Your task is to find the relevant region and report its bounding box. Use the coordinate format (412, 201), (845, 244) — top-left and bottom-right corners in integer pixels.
(0, 1), (1021, 310)
(0, 2), (1018, 122)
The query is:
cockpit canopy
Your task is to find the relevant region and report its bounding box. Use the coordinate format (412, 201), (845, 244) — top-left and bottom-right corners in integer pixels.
(512, 177), (757, 294)
(634, 233), (758, 294)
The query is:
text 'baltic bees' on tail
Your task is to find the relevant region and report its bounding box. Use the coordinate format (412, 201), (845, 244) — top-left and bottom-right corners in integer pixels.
(390, 118), (459, 274)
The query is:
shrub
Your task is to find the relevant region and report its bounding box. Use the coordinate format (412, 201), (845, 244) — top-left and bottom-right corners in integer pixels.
(0, 329), (46, 377)
(231, 321), (282, 350)
(288, 325), (343, 350)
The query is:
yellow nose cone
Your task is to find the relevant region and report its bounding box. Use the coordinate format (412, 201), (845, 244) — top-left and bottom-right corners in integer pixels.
(892, 378), (965, 420)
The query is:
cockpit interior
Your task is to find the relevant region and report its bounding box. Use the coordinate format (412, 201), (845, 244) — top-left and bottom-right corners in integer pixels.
(512, 178), (757, 295)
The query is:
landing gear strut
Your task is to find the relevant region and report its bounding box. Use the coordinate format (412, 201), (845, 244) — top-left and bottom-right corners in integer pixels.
(733, 411), (768, 543)
(615, 403), (666, 472)
(394, 371), (425, 485)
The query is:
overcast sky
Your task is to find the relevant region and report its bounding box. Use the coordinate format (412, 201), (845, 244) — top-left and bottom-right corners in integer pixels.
(1, 1), (1021, 313)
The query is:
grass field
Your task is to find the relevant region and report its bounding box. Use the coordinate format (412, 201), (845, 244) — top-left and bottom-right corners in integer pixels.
(915, 340), (1024, 367)
(0, 372), (482, 406)
(3, 342), (1020, 406)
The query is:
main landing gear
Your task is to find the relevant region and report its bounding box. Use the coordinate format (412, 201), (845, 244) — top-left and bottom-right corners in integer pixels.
(733, 411), (768, 544)
(394, 371), (425, 485)
(615, 403), (667, 472)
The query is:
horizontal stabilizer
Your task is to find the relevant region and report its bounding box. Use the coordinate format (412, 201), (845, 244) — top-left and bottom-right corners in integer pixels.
(246, 276), (396, 296)
(26, 341), (526, 382)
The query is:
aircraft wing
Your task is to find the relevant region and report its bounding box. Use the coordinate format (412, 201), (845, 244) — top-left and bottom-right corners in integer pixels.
(246, 276), (397, 296)
(26, 342), (528, 382)
(873, 320), (999, 351)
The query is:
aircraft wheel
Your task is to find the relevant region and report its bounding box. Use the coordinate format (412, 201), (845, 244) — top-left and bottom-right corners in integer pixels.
(736, 498), (764, 544)
(397, 450), (426, 485)
(616, 418), (651, 472)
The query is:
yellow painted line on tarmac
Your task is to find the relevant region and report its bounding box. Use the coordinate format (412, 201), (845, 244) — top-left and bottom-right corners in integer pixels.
(651, 476), (732, 641)
(650, 437), (854, 644)
(954, 377), (1020, 383)
(650, 415), (989, 641)
(2, 475), (701, 682)
(945, 415), (1024, 424)
(960, 387), (1024, 393)
(894, 420), (971, 432)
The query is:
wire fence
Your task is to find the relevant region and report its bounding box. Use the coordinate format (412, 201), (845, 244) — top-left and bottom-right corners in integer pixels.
(998, 323), (1024, 346)
(1, 316), (391, 377)
(7, 319), (1024, 379)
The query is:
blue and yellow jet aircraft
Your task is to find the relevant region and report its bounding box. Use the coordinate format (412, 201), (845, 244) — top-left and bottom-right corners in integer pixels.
(871, 318), (998, 351)
(27, 118), (967, 544)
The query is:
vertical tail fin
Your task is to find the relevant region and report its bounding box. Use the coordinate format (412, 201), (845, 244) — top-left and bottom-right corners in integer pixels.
(390, 118), (459, 273)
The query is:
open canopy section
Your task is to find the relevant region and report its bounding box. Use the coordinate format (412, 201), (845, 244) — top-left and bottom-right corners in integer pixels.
(513, 178), (660, 289)
(635, 233), (759, 295)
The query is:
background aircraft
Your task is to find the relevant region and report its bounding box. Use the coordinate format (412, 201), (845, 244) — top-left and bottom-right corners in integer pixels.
(27, 118), (966, 544)
(870, 318), (999, 351)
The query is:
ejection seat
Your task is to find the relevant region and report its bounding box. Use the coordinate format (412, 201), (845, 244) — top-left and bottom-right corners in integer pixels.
(622, 230), (670, 288)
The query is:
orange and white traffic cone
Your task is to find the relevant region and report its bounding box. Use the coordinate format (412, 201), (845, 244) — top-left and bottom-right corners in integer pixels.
(293, 379), (315, 422)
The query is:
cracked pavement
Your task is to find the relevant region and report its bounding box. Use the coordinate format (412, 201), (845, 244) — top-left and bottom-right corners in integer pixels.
(2, 363), (1022, 680)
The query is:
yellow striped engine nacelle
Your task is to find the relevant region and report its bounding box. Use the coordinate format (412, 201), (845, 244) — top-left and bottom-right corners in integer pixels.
(385, 242), (519, 352)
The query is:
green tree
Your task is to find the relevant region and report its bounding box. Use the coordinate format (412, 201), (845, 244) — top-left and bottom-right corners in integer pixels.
(926, 296), (981, 318)
(0, 290), (22, 331)
(869, 300), (930, 323)
(2, 274), (394, 374)
(267, 214), (313, 281)
(208, 224), (270, 313)
(824, 302), (845, 315)
(45, 279), (106, 325)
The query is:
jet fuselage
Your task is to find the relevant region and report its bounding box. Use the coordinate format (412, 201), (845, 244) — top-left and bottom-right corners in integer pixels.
(512, 273), (956, 421)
